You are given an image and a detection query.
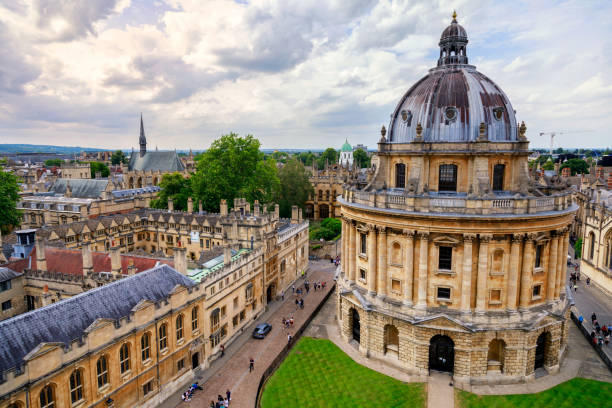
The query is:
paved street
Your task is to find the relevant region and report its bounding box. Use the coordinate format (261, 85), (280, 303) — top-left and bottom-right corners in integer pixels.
(159, 260), (337, 408)
(567, 246), (612, 363)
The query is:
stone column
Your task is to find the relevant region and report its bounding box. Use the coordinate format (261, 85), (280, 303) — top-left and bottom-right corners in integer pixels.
(416, 232), (429, 309)
(556, 229), (568, 297)
(461, 234), (475, 312)
(403, 230), (415, 305)
(546, 232), (559, 302)
(475, 234), (491, 312)
(349, 221), (357, 282)
(367, 225), (378, 295)
(507, 234), (522, 311)
(519, 234), (536, 309)
(377, 226), (387, 297)
(341, 218), (348, 278)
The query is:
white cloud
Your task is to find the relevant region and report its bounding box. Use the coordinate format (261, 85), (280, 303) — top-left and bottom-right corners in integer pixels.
(0, 0), (610, 150)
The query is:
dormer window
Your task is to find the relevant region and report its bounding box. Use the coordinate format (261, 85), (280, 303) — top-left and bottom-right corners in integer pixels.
(401, 110), (413, 126)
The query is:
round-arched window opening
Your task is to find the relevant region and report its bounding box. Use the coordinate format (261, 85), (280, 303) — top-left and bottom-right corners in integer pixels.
(445, 107), (457, 122)
(493, 107), (504, 121)
(401, 110), (412, 125)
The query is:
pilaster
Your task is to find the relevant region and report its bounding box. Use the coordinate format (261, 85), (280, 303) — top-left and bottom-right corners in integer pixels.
(416, 232), (429, 309)
(507, 234), (522, 311)
(377, 226), (388, 298)
(475, 234), (491, 312)
(546, 232), (559, 302)
(403, 230), (415, 306)
(461, 234), (475, 312)
(367, 224), (378, 295)
(519, 234), (536, 310)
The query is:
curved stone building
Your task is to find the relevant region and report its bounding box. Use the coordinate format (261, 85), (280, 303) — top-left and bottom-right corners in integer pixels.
(337, 13), (576, 383)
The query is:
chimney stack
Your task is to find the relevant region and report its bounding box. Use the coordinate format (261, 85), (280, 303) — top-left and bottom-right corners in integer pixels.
(173, 247), (187, 275)
(274, 204), (280, 219)
(291, 205), (299, 224)
(298, 208), (303, 222)
(187, 197), (194, 213)
(198, 200), (203, 214)
(168, 198), (174, 212)
(220, 199), (228, 216)
(82, 242), (93, 276)
(254, 200), (260, 217)
(95, 171), (102, 179)
(223, 244), (232, 265)
(110, 245), (122, 277)
(41, 284), (52, 307)
(127, 262), (136, 276)
(245, 201), (251, 214)
(35, 235), (47, 272)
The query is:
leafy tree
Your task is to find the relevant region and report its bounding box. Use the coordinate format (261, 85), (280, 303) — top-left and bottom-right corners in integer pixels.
(270, 151), (288, 164)
(150, 173), (193, 211)
(278, 159), (314, 218)
(111, 150), (128, 165)
(89, 162), (110, 178)
(0, 168), (22, 233)
(554, 147), (564, 154)
(317, 148), (339, 170)
(560, 158), (589, 176)
(191, 133), (280, 212)
(353, 148), (370, 168)
(44, 159), (63, 167)
(542, 160), (554, 171)
(574, 238), (582, 259)
(297, 151), (316, 167)
(310, 217), (341, 241)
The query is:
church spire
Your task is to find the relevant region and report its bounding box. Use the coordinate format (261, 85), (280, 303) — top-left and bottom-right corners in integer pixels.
(139, 113), (147, 158)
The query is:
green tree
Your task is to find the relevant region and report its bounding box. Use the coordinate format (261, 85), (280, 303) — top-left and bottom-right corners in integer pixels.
(353, 148), (370, 168)
(574, 238), (582, 259)
(150, 173), (193, 211)
(44, 159), (63, 167)
(191, 133), (280, 212)
(542, 160), (554, 171)
(560, 158), (589, 176)
(89, 162), (110, 178)
(317, 148), (339, 170)
(278, 159), (314, 218)
(297, 151), (316, 167)
(111, 150), (128, 165)
(311, 217), (341, 240)
(0, 168), (22, 233)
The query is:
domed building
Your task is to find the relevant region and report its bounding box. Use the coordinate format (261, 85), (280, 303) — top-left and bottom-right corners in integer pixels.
(339, 139), (354, 167)
(337, 13), (576, 383)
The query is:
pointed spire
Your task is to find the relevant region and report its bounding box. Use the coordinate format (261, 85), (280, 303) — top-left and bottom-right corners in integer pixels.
(452, 10), (457, 22)
(139, 113), (147, 158)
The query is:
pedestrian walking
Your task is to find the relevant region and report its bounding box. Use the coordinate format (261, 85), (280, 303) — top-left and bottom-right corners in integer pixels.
(224, 398), (229, 407)
(226, 389), (231, 402)
(249, 357), (254, 372)
(578, 315), (584, 324)
(292, 285), (295, 293)
(220, 344), (225, 357)
(586, 277), (591, 286)
(573, 283), (578, 292)
(300, 298), (304, 309)
(592, 313), (597, 324)
(288, 333), (292, 344)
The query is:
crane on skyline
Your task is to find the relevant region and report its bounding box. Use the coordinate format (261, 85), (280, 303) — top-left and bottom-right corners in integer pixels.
(538, 131), (592, 156)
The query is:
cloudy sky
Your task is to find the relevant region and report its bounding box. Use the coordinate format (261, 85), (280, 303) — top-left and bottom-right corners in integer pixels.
(0, 0), (610, 150)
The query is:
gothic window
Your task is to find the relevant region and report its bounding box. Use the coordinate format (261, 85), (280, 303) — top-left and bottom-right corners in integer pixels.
(192, 307), (199, 331)
(535, 244), (543, 269)
(589, 232), (595, 260)
(159, 324), (168, 350)
(438, 246), (452, 270)
(493, 164), (505, 191)
(69, 369), (84, 404)
(439, 164), (457, 192)
(96, 356), (109, 388)
(360, 233), (367, 254)
(176, 314), (184, 340)
(119, 343), (130, 373)
(395, 163), (406, 188)
(40, 385), (55, 408)
(141, 333), (151, 361)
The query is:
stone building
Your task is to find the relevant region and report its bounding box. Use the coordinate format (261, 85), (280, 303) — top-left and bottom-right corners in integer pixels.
(339, 139), (354, 167)
(60, 162), (91, 179)
(337, 13), (576, 384)
(0, 268), (26, 321)
(18, 178), (160, 229)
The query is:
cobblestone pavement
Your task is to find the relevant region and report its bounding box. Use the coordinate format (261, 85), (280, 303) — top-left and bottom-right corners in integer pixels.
(159, 260), (337, 408)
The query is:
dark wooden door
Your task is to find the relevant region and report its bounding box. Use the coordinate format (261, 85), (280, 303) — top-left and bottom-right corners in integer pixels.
(351, 309), (360, 343)
(534, 333), (546, 369)
(429, 335), (455, 372)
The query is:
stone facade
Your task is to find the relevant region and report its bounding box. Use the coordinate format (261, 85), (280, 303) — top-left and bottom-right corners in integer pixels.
(336, 15), (575, 385)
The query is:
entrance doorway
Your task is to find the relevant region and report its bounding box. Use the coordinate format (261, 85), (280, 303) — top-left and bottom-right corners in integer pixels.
(266, 283), (275, 303)
(319, 204), (329, 219)
(429, 335), (454, 373)
(534, 333), (546, 369)
(192, 352), (199, 369)
(351, 309), (360, 343)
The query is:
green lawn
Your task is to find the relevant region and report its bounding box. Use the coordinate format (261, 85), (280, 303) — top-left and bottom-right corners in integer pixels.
(260, 337), (425, 408)
(456, 377), (612, 408)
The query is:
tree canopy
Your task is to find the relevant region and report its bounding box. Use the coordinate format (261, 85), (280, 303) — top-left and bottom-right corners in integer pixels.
(353, 148), (370, 168)
(560, 158), (589, 176)
(297, 151), (316, 167)
(150, 173), (193, 211)
(111, 150), (128, 165)
(310, 217), (341, 241)
(0, 168), (22, 233)
(317, 148), (339, 169)
(89, 162), (110, 178)
(44, 159), (63, 167)
(278, 159), (313, 218)
(191, 133), (280, 212)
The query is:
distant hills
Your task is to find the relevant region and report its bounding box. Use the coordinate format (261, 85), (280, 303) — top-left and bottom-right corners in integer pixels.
(0, 144), (107, 155)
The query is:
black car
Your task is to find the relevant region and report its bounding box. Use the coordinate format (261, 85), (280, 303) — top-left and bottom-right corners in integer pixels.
(252, 323), (272, 339)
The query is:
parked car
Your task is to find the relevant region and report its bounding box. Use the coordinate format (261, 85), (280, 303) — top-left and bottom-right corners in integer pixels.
(252, 323), (272, 339)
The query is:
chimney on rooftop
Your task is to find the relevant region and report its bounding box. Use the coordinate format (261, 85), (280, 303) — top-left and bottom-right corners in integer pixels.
(198, 200), (203, 214)
(173, 246), (187, 275)
(223, 244), (232, 265)
(110, 245), (122, 278)
(35, 234), (47, 272)
(187, 197), (194, 213)
(168, 198), (174, 212)
(82, 242), (93, 276)
(245, 201), (251, 214)
(298, 208), (303, 222)
(220, 199), (228, 216)
(254, 200), (260, 217)
(291, 205), (299, 224)
(274, 204), (279, 220)
(41, 284), (52, 307)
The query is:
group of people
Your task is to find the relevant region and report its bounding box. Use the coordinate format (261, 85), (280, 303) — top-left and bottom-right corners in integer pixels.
(209, 390), (231, 408)
(181, 382), (203, 402)
(590, 313), (611, 347)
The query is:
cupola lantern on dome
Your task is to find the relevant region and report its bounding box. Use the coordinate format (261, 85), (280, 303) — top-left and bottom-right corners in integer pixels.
(438, 11), (469, 66)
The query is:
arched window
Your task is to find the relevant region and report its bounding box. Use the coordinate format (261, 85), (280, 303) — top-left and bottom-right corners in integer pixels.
(487, 339), (506, 372)
(141, 333), (151, 361)
(191, 307), (199, 331)
(40, 385), (55, 408)
(589, 232), (595, 260)
(176, 314), (184, 340)
(318, 190), (322, 200)
(119, 343), (130, 373)
(69, 369), (84, 403)
(159, 324), (168, 350)
(391, 242), (402, 265)
(395, 163), (406, 188)
(493, 164), (505, 191)
(439, 164), (457, 192)
(96, 356), (108, 388)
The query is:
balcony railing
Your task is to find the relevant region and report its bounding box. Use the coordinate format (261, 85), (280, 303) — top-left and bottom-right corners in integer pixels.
(341, 187), (574, 216)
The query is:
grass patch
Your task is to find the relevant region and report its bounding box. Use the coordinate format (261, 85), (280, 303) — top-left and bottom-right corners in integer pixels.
(261, 337), (425, 408)
(456, 377), (612, 408)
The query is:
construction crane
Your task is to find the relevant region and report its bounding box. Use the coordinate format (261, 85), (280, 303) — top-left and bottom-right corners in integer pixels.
(538, 131), (590, 156)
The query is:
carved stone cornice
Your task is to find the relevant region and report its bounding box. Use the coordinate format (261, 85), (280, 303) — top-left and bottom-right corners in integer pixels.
(403, 229), (416, 239)
(478, 234), (492, 243)
(376, 225), (387, 234)
(525, 233), (538, 242)
(417, 231), (429, 240)
(463, 233), (476, 244)
(511, 233), (524, 244)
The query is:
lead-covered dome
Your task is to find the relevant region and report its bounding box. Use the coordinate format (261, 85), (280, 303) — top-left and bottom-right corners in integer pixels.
(387, 13), (517, 143)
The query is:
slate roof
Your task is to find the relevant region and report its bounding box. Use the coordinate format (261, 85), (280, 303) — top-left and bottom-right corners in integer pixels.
(49, 179), (110, 199)
(0, 264), (195, 373)
(0, 267), (21, 283)
(128, 151), (185, 172)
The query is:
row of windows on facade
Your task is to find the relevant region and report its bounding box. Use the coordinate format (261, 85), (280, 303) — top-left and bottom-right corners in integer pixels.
(394, 163), (506, 191)
(358, 235), (548, 270)
(314, 190), (337, 201)
(586, 231), (612, 269)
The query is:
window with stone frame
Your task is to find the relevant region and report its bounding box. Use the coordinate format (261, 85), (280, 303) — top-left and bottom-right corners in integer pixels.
(359, 268), (366, 281)
(177, 358), (185, 371)
(69, 369), (84, 403)
(532, 284), (542, 299)
(141, 333), (151, 361)
(534, 244), (543, 269)
(360, 233), (367, 255)
(176, 314), (184, 340)
(40, 385), (55, 408)
(395, 163), (406, 188)
(391, 279), (401, 293)
(143, 380), (153, 396)
(96, 356), (109, 388)
(192, 307), (199, 331)
(436, 286), (451, 300)
(119, 343), (130, 373)
(211, 309), (220, 332)
(438, 246), (452, 270)
(159, 324), (168, 350)
(438, 164), (458, 192)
